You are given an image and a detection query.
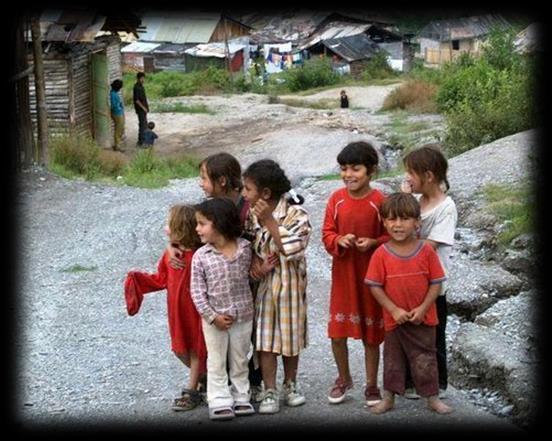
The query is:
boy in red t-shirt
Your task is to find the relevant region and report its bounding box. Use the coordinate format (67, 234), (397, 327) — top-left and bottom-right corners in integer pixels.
(365, 193), (453, 415)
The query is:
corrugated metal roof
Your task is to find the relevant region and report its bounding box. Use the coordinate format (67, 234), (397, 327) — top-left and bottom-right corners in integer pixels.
(184, 42), (245, 58)
(298, 22), (371, 50)
(121, 41), (161, 53)
(322, 34), (381, 62)
(418, 14), (511, 41)
(139, 13), (220, 43)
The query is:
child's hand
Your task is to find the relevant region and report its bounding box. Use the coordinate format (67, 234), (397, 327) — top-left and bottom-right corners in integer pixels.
(408, 305), (427, 325)
(337, 234), (356, 249)
(400, 179), (412, 193)
(213, 314), (234, 330)
(355, 237), (377, 253)
(391, 307), (412, 325)
(167, 244), (186, 270)
(250, 253), (277, 279)
(252, 199), (273, 224)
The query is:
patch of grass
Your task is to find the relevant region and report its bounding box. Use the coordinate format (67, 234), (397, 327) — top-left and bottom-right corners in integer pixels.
(482, 183), (534, 246)
(49, 130), (103, 180)
(382, 79), (438, 113)
(278, 97), (339, 109)
(318, 173), (341, 181)
(61, 264), (98, 273)
(123, 149), (200, 188)
(150, 102), (215, 114)
(383, 112), (441, 151)
(49, 130), (200, 188)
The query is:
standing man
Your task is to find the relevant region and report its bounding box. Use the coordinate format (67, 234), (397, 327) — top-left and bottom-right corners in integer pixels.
(133, 72), (149, 147)
(110, 79), (125, 152)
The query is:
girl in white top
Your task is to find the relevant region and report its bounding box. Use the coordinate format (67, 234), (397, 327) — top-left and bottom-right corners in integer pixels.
(401, 144), (457, 396)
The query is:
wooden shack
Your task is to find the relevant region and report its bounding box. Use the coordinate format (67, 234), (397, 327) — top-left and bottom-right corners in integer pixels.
(26, 10), (140, 148)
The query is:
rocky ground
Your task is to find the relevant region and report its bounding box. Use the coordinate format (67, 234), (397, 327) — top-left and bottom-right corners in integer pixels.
(14, 85), (540, 432)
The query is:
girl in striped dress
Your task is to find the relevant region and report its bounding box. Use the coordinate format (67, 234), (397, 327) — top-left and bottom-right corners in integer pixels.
(242, 159), (312, 415)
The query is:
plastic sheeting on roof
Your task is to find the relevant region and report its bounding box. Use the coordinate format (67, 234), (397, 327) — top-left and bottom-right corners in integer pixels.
(185, 42), (246, 58)
(121, 41), (161, 53)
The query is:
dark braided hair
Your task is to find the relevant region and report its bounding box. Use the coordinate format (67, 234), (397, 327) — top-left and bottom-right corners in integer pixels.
(243, 159), (304, 205)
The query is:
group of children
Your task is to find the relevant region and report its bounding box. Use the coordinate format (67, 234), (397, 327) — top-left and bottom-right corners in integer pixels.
(124, 140), (457, 421)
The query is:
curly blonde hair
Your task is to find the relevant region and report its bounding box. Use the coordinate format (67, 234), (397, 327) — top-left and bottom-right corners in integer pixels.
(168, 204), (202, 250)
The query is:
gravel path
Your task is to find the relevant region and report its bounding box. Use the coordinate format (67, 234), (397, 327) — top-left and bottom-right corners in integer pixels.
(15, 166), (521, 431)
(14, 86), (533, 432)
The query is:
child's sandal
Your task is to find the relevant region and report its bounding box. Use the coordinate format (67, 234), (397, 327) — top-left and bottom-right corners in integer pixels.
(172, 389), (202, 411)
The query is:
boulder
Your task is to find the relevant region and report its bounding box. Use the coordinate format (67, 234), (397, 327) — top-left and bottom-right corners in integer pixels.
(447, 257), (523, 319)
(450, 322), (537, 427)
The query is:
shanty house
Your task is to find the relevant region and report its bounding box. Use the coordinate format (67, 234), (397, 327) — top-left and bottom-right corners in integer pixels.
(316, 34), (382, 77)
(298, 20), (406, 74)
(184, 38), (248, 73)
(27, 10), (140, 148)
(417, 14), (511, 65)
(130, 12), (251, 72)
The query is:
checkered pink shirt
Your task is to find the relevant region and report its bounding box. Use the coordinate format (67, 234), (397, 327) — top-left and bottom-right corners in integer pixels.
(191, 237), (254, 324)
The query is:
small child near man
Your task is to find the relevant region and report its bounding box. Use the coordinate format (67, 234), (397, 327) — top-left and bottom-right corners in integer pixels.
(365, 192), (453, 415)
(142, 121), (158, 148)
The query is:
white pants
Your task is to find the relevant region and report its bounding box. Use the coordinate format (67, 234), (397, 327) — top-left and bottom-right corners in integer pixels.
(202, 318), (253, 408)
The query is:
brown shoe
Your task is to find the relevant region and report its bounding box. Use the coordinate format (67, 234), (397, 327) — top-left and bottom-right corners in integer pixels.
(328, 377), (353, 404)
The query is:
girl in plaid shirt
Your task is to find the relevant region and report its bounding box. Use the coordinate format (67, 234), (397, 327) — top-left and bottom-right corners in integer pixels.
(191, 198), (255, 421)
(242, 159), (312, 415)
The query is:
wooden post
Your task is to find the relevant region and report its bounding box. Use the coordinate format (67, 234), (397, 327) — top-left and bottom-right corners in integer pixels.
(14, 16), (34, 168)
(223, 16), (231, 73)
(30, 17), (48, 166)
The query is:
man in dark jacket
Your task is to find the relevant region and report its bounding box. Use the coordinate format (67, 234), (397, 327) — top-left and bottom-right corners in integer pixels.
(133, 72), (149, 147)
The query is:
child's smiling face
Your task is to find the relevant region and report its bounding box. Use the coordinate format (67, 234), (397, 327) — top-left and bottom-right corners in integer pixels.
(340, 163), (371, 194)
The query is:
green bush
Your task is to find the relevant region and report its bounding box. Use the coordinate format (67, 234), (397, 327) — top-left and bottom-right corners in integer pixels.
(362, 52), (396, 81)
(50, 130), (102, 179)
(436, 28), (536, 156)
(280, 58), (339, 92)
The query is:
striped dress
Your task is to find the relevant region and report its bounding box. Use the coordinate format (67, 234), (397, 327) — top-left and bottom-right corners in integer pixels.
(245, 197), (312, 357)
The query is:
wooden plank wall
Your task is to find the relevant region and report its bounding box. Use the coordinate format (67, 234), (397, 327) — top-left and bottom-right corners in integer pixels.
(28, 56), (71, 136)
(71, 52), (92, 136)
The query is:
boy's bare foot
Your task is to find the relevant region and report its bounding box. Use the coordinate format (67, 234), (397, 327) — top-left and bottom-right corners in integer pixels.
(371, 397), (394, 414)
(427, 396), (453, 414)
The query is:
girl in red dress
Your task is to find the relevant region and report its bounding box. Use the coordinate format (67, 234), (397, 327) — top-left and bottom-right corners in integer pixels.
(322, 141), (389, 407)
(124, 204), (207, 411)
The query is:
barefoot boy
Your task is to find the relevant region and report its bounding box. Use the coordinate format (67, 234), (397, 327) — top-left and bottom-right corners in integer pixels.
(365, 192), (453, 415)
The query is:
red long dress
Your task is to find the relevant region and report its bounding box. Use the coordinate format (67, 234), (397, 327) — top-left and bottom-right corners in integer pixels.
(124, 249), (207, 373)
(322, 187), (388, 345)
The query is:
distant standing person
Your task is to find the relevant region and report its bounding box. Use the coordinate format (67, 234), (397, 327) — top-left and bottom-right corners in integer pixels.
(133, 72), (149, 147)
(142, 121), (158, 148)
(110, 79), (125, 152)
(340, 90), (349, 109)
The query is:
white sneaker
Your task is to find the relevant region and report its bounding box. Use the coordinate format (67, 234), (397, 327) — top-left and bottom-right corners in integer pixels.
(283, 380), (306, 407)
(404, 387), (420, 399)
(439, 388), (447, 399)
(258, 388), (280, 414)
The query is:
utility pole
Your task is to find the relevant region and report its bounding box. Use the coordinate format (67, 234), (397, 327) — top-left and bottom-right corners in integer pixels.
(31, 16), (48, 166)
(223, 15), (231, 73)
